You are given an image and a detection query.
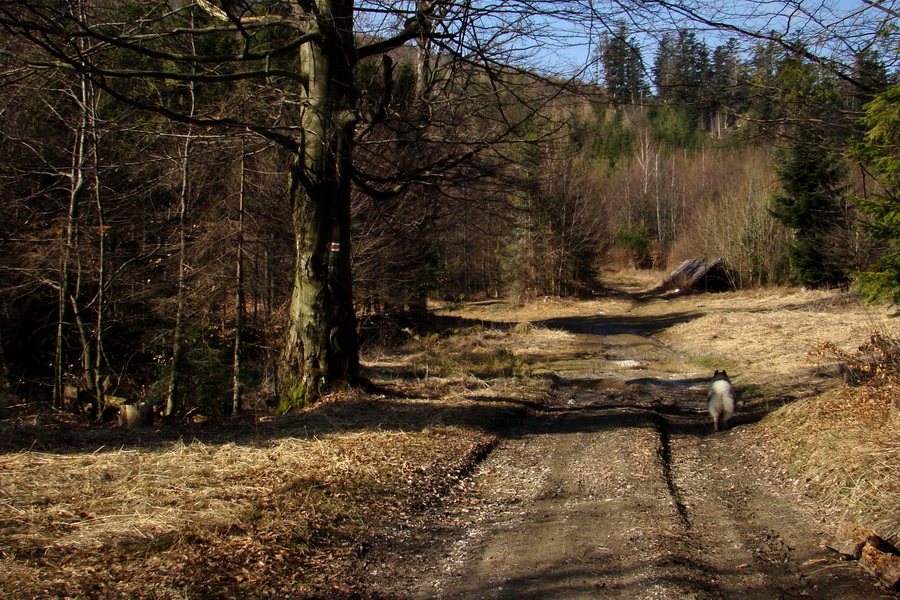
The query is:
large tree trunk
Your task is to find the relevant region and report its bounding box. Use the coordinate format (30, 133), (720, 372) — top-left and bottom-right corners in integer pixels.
(279, 2), (360, 407)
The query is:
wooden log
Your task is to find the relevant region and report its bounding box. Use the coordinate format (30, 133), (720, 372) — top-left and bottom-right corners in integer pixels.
(824, 522), (877, 560)
(824, 522), (900, 588)
(118, 403), (154, 429)
(661, 257), (729, 291)
(860, 544), (900, 589)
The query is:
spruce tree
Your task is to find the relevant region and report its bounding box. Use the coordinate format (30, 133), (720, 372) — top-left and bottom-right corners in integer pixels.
(600, 24), (648, 106)
(653, 30), (710, 106)
(769, 136), (849, 287)
(852, 86), (900, 307)
(709, 39), (747, 122)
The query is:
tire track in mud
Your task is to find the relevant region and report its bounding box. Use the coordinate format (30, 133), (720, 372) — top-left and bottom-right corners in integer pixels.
(651, 411), (691, 530)
(411, 397), (698, 600)
(365, 324), (892, 600)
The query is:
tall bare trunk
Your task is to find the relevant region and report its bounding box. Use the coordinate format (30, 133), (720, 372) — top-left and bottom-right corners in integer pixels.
(165, 127), (191, 417)
(92, 144), (106, 412)
(165, 28), (197, 416)
(69, 273), (94, 396)
(0, 326), (7, 386)
(88, 79), (106, 413)
(232, 144), (246, 416)
(415, 0), (434, 115)
(54, 73), (89, 408)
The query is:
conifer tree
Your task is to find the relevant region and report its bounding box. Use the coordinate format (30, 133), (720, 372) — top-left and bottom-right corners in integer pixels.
(653, 29), (710, 108)
(852, 86), (900, 307)
(769, 135), (849, 287)
(709, 38), (746, 129)
(600, 24), (648, 106)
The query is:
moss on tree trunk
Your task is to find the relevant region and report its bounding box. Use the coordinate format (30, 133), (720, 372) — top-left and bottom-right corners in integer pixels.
(279, 4), (360, 409)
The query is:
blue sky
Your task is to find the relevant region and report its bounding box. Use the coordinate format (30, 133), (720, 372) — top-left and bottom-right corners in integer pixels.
(531, 0), (899, 80)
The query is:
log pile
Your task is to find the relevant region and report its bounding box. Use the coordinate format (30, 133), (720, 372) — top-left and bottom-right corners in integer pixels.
(660, 257), (732, 292)
(824, 522), (900, 589)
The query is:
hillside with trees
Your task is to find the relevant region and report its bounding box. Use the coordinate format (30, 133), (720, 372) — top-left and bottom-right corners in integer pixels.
(0, 1), (897, 419)
(3, 3), (900, 598)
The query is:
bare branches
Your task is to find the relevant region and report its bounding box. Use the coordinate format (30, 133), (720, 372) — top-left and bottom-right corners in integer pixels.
(863, 0), (900, 20)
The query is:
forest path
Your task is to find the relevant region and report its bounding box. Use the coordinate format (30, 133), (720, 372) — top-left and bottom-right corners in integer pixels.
(364, 297), (888, 599)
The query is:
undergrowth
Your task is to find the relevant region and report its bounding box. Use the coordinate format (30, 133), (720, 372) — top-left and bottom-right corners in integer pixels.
(814, 330), (900, 391)
(0, 317), (567, 600)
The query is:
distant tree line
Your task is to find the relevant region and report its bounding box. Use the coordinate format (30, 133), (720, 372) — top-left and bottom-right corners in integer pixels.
(592, 23), (897, 289)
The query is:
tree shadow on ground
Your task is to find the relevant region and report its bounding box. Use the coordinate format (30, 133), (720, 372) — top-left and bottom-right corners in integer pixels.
(432, 561), (768, 600)
(463, 376), (804, 442)
(540, 310), (704, 337)
(0, 391), (538, 455)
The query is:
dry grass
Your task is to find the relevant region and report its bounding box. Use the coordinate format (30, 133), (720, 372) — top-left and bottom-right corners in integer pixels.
(0, 323), (561, 600)
(442, 277), (900, 545)
(432, 298), (598, 323)
(760, 386), (900, 544)
(652, 287), (890, 385)
(360, 310), (579, 384)
(611, 279), (900, 545)
(759, 333), (900, 545)
(0, 399), (507, 599)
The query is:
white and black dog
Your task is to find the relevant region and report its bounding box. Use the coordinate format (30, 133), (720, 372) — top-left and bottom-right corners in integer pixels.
(707, 370), (736, 432)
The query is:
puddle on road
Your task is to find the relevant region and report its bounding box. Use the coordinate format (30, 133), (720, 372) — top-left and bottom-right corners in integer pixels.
(566, 377), (630, 390)
(548, 330), (709, 397)
(558, 373), (708, 408)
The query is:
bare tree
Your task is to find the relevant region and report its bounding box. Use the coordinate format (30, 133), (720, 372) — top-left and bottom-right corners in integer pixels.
(164, 98), (196, 418)
(232, 138), (247, 416)
(0, 1), (582, 404)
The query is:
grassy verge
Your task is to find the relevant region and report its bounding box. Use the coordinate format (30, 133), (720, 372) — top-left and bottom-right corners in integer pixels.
(759, 337), (900, 545)
(648, 282), (900, 546)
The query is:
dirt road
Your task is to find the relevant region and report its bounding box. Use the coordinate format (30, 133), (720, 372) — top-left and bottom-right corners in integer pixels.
(365, 314), (892, 599)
